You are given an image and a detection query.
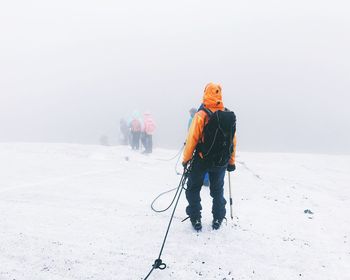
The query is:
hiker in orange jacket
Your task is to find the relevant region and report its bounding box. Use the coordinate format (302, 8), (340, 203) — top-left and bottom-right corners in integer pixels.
(182, 82), (237, 231)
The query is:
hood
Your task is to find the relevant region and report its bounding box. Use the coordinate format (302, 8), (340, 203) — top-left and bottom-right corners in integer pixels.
(202, 82), (224, 110)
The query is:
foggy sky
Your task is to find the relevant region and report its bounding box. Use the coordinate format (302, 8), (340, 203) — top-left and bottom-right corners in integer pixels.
(1, 0), (349, 154)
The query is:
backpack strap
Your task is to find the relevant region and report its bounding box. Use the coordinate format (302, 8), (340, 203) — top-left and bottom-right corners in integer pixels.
(198, 105), (213, 118)
(196, 106), (214, 158)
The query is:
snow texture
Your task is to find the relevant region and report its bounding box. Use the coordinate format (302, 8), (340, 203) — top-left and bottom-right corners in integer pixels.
(0, 143), (349, 280)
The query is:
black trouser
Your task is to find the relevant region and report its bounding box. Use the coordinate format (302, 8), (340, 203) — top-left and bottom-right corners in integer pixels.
(185, 158), (227, 220)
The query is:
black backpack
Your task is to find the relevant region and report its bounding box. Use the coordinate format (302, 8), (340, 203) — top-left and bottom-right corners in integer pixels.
(197, 108), (236, 167)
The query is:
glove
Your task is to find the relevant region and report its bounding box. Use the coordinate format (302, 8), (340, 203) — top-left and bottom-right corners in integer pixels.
(227, 164), (236, 172)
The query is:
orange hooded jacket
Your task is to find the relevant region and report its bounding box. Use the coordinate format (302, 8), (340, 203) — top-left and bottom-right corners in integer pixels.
(183, 83), (237, 165)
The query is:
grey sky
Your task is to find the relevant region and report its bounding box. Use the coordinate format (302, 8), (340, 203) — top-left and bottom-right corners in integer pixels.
(0, 0), (349, 154)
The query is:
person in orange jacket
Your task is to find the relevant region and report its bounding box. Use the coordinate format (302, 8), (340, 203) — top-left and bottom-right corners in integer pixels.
(182, 82), (237, 231)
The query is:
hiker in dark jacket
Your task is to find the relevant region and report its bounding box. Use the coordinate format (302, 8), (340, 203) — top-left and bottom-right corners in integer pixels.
(188, 108), (197, 130)
(182, 82), (237, 231)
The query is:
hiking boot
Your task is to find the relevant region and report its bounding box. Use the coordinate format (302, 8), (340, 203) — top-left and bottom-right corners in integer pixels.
(212, 218), (223, 230)
(190, 218), (202, 231)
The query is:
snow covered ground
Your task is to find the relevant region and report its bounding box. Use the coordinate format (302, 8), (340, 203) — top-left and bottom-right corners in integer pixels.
(0, 143), (349, 280)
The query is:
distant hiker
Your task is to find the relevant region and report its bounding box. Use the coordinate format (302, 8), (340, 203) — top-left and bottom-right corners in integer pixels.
(129, 111), (142, 150)
(99, 134), (109, 146)
(182, 83), (237, 231)
(188, 108), (197, 130)
(142, 112), (156, 154)
(188, 107), (210, 187)
(119, 118), (129, 145)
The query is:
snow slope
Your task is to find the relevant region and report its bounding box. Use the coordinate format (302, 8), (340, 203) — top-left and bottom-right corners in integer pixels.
(0, 143), (349, 280)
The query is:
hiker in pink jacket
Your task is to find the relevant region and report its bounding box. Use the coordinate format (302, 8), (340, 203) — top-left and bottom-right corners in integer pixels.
(142, 112), (156, 154)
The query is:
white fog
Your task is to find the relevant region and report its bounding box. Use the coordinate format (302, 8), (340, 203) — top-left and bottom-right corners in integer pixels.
(1, 0), (349, 153)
